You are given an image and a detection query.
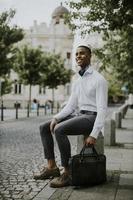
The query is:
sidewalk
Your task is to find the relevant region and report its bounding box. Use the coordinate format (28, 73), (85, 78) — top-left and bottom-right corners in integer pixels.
(34, 108), (133, 200)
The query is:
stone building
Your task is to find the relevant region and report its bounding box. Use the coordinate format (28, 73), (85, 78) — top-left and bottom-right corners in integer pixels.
(3, 4), (74, 108)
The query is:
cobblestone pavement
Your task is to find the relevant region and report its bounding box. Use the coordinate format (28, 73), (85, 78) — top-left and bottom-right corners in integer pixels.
(0, 106), (123, 200)
(0, 116), (77, 200)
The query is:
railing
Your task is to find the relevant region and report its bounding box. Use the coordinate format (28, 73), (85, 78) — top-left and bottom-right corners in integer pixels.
(0, 101), (60, 121)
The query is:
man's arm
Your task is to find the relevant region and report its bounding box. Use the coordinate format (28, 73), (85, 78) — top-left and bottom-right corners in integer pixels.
(50, 82), (78, 133)
(85, 78), (108, 144)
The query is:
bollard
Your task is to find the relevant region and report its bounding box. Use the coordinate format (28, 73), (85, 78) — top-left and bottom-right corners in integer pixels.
(112, 111), (122, 128)
(15, 102), (18, 119)
(77, 132), (104, 154)
(57, 103), (60, 113)
(118, 104), (128, 119)
(44, 104), (47, 115)
(51, 103), (54, 114)
(37, 104), (39, 116)
(27, 103), (30, 118)
(104, 119), (116, 146)
(1, 100), (4, 121)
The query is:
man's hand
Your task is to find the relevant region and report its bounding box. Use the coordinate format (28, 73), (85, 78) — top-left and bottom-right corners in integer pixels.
(50, 118), (58, 134)
(85, 136), (96, 145)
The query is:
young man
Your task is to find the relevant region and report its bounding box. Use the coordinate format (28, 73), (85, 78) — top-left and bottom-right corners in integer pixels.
(34, 45), (108, 188)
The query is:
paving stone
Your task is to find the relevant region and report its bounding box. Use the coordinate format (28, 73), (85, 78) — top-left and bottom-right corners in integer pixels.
(119, 173), (133, 186)
(0, 109), (133, 200)
(23, 191), (38, 199)
(2, 194), (12, 198)
(49, 187), (73, 200)
(12, 193), (23, 199)
(1, 190), (10, 195)
(35, 185), (55, 199)
(115, 189), (133, 200)
(32, 188), (42, 192)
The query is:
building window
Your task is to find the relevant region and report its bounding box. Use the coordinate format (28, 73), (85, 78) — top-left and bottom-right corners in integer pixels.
(14, 80), (21, 94)
(67, 52), (71, 59)
(39, 86), (46, 95)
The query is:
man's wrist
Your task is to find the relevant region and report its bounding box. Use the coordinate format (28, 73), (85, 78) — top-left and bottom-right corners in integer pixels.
(89, 135), (96, 140)
(53, 118), (59, 122)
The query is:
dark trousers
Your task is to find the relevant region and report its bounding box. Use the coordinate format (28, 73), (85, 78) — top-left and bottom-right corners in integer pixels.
(40, 114), (96, 167)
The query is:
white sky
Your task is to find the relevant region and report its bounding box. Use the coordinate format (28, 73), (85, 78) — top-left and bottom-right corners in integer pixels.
(0, 0), (70, 28)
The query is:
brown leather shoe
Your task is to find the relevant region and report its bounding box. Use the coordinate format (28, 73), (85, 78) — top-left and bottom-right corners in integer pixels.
(33, 167), (60, 180)
(50, 173), (71, 188)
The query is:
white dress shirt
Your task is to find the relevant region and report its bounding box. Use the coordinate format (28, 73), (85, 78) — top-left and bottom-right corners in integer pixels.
(54, 66), (108, 139)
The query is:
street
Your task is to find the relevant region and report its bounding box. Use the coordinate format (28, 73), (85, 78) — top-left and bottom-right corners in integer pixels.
(0, 116), (77, 200)
(0, 105), (122, 200)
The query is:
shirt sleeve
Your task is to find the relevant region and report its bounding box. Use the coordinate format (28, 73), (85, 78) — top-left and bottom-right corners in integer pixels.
(90, 78), (108, 139)
(54, 82), (78, 121)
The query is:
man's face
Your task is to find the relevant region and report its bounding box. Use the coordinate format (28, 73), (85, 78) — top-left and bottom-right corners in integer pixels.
(75, 47), (91, 68)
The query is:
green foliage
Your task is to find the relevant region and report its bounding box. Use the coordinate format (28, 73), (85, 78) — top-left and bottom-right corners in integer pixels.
(14, 46), (73, 104)
(0, 78), (12, 96)
(0, 9), (24, 77)
(66, 0), (133, 94)
(15, 46), (73, 88)
(14, 45), (45, 105)
(66, 0), (133, 34)
(102, 70), (124, 103)
(94, 29), (133, 92)
(14, 45), (44, 85)
(41, 53), (73, 89)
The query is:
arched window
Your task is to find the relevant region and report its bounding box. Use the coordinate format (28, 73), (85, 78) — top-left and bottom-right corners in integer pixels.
(39, 86), (46, 95)
(14, 80), (21, 94)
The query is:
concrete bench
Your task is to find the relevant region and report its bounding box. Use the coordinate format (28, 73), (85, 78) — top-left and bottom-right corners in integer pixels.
(112, 111), (122, 128)
(77, 132), (104, 154)
(104, 119), (116, 146)
(118, 103), (128, 118)
(112, 103), (128, 129)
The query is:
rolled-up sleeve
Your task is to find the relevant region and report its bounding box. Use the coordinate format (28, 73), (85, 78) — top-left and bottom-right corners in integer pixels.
(90, 78), (108, 139)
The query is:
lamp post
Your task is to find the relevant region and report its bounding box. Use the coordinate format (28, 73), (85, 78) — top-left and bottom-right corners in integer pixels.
(0, 78), (4, 102)
(0, 78), (4, 121)
(0, 80), (1, 101)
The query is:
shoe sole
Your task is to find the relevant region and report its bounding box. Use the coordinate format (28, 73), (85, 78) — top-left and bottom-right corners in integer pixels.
(50, 182), (70, 188)
(34, 173), (60, 180)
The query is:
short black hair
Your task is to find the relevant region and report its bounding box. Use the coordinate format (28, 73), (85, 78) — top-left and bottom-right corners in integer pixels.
(77, 45), (91, 54)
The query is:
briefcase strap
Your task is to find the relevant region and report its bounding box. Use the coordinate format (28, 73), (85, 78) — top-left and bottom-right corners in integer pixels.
(80, 145), (98, 157)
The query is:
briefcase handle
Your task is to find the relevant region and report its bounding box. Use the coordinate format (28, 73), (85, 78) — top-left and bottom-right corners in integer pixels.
(80, 144), (98, 157)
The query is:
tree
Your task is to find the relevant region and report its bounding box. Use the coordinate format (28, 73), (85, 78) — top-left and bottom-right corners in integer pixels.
(40, 53), (73, 104)
(66, 0), (133, 33)
(15, 46), (73, 108)
(14, 45), (44, 107)
(0, 78), (12, 97)
(66, 0), (133, 93)
(94, 29), (133, 92)
(0, 9), (24, 76)
(0, 9), (24, 98)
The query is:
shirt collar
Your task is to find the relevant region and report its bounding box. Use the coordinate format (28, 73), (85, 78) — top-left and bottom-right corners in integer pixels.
(85, 66), (93, 74)
(79, 65), (93, 77)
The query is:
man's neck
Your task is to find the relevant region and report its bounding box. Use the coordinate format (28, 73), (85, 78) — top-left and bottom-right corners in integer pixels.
(80, 64), (90, 69)
(79, 65), (89, 76)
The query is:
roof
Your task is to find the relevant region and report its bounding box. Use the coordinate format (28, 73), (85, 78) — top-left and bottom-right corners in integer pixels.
(52, 4), (69, 18)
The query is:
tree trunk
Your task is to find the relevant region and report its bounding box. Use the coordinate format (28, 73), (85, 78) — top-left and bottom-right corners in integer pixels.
(29, 84), (32, 110)
(52, 88), (55, 107)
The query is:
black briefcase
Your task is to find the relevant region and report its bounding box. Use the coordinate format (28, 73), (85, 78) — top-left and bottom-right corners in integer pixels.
(69, 145), (106, 186)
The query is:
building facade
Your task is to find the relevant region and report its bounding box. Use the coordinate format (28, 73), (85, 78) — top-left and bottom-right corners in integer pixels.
(3, 4), (74, 108)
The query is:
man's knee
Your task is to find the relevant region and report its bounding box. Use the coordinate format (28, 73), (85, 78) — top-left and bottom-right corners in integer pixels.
(54, 124), (63, 138)
(40, 121), (51, 136)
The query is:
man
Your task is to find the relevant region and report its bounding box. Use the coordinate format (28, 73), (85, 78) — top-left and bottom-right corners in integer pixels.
(34, 45), (108, 188)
